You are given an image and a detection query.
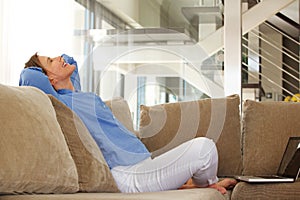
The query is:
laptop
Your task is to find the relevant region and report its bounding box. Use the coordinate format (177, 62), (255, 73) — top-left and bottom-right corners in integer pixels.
(235, 137), (300, 183)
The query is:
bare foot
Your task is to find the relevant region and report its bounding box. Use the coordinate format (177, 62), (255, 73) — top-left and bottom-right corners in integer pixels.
(178, 178), (237, 195)
(208, 178), (237, 194)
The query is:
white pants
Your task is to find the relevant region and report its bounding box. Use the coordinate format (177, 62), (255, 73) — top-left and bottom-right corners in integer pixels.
(111, 137), (219, 193)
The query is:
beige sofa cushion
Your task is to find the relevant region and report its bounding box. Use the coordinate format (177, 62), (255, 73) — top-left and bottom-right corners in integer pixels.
(242, 100), (300, 175)
(139, 94), (242, 176)
(48, 95), (119, 193)
(104, 97), (136, 134)
(0, 84), (78, 194)
(0, 188), (231, 200)
(231, 181), (300, 200)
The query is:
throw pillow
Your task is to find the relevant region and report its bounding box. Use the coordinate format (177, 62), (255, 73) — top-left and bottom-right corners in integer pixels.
(0, 84), (78, 194)
(48, 95), (119, 192)
(139, 94), (242, 176)
(104, 97), (136, 135)
(242, 100), (300, 175)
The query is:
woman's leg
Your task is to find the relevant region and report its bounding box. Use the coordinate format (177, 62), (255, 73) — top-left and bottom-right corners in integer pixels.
(111, 137), (220, 193)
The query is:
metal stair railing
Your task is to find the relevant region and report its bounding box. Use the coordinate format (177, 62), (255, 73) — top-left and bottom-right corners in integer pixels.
(241, 21), (300, 101)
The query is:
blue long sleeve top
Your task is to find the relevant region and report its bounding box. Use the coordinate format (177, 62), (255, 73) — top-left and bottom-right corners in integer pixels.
(19, 54), (151, 169)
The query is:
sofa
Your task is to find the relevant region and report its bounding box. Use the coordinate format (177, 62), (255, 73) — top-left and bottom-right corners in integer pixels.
(0, 83), (299, 200)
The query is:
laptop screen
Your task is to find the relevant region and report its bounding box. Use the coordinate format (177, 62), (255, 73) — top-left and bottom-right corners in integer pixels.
(277, 137), (300, 177)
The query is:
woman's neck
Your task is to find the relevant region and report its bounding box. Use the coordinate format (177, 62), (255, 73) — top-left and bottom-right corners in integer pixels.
(53, 79), (75, 91)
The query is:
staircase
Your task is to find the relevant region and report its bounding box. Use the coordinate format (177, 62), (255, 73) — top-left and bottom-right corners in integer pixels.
(198, 0), (296, 56)
(241, 13), (300, 101)
(197, 0), (299, 101)
(75, 0), (299, 103)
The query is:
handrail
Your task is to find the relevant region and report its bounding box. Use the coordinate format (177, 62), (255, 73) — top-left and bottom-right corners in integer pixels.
(275, 12), (300, 31)
(243, 66), (294, 98)
(240, 16), (300, 102)
(248, 27), (300, 62)
(242, 42), (300, 85)
(243, 36), (299, 77)
(242, 50), (300, 94)
(263, 21), (300, 46)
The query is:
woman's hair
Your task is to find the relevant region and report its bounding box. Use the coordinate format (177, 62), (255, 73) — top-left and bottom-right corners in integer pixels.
(24, 52), (46, 73)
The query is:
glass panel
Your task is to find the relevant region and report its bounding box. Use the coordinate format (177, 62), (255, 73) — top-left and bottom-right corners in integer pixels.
(75, 0), (225, 129)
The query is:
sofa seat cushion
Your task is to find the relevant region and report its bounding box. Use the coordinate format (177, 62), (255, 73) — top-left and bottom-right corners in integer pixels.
(0, 189), (231, 200)
(231, 181), (300, 200)
(48, 95), (119, 193)
(242, 100), (300, 175)
(0, 84), (78, 194)
(139, 95), (242, 176)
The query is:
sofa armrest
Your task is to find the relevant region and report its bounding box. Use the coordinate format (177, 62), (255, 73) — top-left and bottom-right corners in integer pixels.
(231, 181), (300, 200)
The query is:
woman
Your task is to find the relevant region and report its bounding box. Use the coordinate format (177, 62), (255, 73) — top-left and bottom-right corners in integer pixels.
(19, 53), (237, 194)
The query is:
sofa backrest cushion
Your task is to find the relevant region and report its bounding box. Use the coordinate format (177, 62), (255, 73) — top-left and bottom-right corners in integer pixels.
(0, 84), (78, 194)
(242, 100), (300, 175)
(139, 94), (242, 176)
(48, 95), (120, 193)
(104, 97), (136, 135)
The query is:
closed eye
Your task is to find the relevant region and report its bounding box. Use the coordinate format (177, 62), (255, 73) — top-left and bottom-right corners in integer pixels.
(47, 57), (53, 64)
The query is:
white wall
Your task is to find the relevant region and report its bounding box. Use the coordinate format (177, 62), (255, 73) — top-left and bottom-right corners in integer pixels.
(0, 0), (82, 86)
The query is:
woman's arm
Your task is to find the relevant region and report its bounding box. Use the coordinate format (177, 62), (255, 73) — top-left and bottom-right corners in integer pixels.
(61, 54), (81, 91)
(19, 67), (59, 98)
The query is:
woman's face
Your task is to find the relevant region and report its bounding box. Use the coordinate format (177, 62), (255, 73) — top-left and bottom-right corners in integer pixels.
(38, 55), (75, 81)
